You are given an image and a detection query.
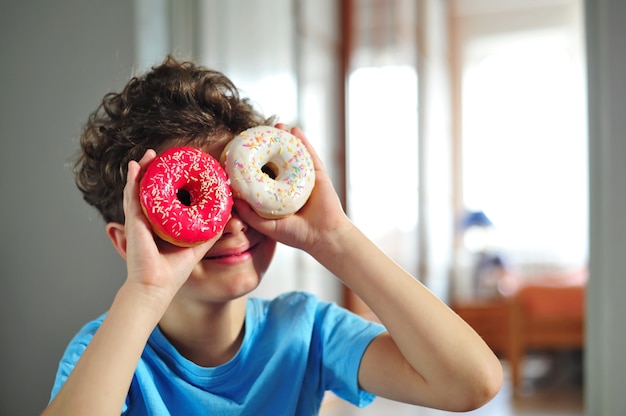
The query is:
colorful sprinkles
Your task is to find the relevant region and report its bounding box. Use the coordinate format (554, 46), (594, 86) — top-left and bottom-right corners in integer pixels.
(223, 126), (315, 218)
(139, 147), (233, 246)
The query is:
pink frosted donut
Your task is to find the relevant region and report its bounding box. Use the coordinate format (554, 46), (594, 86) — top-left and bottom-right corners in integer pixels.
(139, 147), (233, 247)
(221, 126), (315, 219)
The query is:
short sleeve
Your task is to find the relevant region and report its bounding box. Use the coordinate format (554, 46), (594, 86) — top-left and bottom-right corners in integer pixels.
(50, 319), (96, 399)
(314, 301), (386, 407)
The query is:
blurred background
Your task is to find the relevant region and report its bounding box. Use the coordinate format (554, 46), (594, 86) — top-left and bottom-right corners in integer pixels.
(1, 0), (625, 415)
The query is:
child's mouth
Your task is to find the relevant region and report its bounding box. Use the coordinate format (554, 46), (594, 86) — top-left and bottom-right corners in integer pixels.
(203, 242), (257, 263)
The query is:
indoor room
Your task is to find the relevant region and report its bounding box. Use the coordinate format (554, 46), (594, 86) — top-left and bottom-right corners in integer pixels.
(1, 0), (624, 415)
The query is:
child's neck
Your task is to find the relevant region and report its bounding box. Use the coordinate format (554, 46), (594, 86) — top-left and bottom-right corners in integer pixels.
(157, 296), (247, 368)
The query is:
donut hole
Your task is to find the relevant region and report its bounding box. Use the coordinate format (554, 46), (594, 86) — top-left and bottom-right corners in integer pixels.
(176, 188), (193, 206)
(261, 162), (279, 180)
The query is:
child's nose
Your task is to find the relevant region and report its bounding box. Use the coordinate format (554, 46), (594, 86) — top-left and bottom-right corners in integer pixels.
(221, 211), (248, 235)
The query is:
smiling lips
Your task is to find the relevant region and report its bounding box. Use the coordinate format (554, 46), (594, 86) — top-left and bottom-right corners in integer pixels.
(203, 243), (255, 264)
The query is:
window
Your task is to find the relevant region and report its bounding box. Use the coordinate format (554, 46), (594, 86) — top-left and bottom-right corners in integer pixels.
(456, 1), (587, 287)
(347, 65), (419, 272)
(344, 0), (421, 279)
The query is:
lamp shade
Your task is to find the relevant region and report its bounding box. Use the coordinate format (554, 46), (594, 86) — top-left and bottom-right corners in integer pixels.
(460, 210), (494, 230)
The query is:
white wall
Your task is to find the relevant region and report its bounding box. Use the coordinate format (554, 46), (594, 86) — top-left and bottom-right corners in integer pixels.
(0, 1), (134, 414)
(585, 0), (626, 413)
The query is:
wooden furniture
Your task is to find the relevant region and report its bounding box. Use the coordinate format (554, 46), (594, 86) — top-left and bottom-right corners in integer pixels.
(451, 300), (509, 356)
(507, 283), (585, 393)
(453, 274), (585, 394)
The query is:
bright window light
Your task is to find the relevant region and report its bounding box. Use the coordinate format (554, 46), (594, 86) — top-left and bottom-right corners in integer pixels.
(462, 31), (588, 268)
(347, 65), (419, 270)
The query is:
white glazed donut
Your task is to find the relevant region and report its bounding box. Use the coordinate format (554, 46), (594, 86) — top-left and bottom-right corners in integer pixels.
(221, 126), (315, 219)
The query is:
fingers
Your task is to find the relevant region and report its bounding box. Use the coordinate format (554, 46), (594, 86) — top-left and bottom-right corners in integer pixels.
(232, 198), (273, 233)
(290, 126), (326, 171)
(274, 122), (289, 131)
(137, 148), (157, 168)
(125, 149), (157, 191)
(124, 149), (157, 227)
(274, 124), (326, 171)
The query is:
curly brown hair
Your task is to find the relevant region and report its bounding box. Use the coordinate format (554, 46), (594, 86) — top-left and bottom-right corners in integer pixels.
(74, 56), (275, 224)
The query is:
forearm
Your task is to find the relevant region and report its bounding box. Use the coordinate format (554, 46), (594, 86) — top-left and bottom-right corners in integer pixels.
(42, 282), (171, 416)
(310, 222), (501, 401)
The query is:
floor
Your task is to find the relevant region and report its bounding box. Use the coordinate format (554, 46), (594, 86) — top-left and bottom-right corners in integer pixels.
(320, 351), (583, 416)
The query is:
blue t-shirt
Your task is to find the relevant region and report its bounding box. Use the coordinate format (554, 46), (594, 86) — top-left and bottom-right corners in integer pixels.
(50, 291), (386, 415)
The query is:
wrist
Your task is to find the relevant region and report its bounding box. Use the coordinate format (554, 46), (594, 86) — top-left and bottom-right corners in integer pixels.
(308, 218), (359, 265)
(114, 280), (175, 318)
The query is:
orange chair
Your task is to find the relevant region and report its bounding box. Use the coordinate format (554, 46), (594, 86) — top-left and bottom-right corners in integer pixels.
(507, 283), (585, 393)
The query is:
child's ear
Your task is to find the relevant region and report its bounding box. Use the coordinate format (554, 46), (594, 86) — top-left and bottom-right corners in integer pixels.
(106, 222), (128, 259)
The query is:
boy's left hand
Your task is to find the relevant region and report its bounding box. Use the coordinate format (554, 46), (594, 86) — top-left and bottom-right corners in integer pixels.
(233, 124), (353, 256)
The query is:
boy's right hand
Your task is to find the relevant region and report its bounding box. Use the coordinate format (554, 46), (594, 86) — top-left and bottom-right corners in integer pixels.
(44, 149), (222, 416)
(114, 150), (221, 301)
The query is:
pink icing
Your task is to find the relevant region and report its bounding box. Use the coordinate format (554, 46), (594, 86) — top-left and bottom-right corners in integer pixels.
(139, 147), (233, 246)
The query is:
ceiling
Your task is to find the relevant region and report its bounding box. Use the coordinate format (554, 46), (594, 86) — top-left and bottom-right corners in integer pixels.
(451, 0), (577, 16)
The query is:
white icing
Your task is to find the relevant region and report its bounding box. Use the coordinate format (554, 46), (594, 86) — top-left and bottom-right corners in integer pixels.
(223, 126), (315, 218)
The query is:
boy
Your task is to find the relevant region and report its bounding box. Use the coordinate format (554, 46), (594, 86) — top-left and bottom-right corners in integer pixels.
(44, 56), (502, 415)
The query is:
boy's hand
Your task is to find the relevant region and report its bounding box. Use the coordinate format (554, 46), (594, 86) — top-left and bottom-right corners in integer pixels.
(233, 125), (353, 257)
(120, 150), (221, 299)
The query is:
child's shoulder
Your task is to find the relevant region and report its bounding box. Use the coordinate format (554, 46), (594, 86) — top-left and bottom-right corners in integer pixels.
(73, 312), (107, 339)
(248, 291), (373, 327)
(58, 312), (108, 360)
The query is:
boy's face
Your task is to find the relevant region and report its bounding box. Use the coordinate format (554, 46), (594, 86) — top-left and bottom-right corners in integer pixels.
(175, 137), (277, 303)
